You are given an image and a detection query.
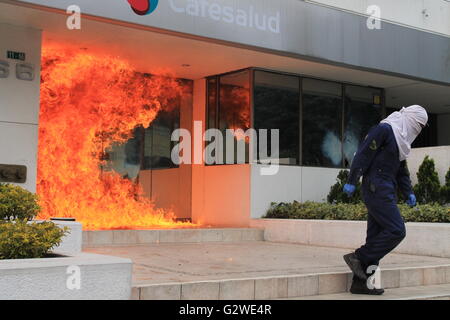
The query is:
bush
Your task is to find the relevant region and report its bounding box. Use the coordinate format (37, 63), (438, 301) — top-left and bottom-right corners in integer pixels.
(413, 156), (441, 204)
(0, 220), (68, 259)
(0, 183), (40, 221)
(264, 201), (450, 223)
(440, 167), (450, 204)
(327, 170), (362, 204)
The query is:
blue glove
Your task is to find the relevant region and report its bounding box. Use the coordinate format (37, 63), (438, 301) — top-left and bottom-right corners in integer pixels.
(343, 184), (356, 197)
(406, 194), (416, 207)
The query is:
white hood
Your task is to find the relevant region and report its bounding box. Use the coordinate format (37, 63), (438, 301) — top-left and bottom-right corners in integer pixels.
(380, 105), (428, 161)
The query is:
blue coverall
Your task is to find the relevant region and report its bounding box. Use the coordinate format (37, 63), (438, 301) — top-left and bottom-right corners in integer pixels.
(347, 123), (412, 269)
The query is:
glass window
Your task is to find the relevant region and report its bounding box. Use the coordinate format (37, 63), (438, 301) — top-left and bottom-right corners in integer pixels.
(254, 71), (300, 165)
(219, 71), (250, 134)
(142, 107), (180, 170)
(104, 88), (183, 174)
(206, 70), (251, 165)
(104, 127), (144, 180)
(219, 71), (251, 164)
(344, 85), (383, 167)
(302, 79), (343, 167)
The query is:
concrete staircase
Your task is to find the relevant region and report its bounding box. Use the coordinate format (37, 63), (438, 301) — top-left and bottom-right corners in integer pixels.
(82, 228), (264, 247)
(130, 264), (450, 300)
(82, 228), (450, 300)
(290, 283), (450, 300)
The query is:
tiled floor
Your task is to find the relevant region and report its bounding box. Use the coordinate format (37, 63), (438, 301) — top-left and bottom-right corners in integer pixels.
(84, 241), (450, 286)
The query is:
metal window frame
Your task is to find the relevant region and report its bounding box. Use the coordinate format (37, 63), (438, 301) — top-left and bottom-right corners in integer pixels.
(206, 67), (385, 169)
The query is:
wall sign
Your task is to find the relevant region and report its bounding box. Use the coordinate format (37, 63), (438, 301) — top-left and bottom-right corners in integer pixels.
(0, 164), (27, 183)
(7, 50), (26, 61)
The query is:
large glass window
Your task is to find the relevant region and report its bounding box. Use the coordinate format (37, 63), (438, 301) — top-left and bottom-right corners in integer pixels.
(254, 71), (300, 165)
(207, 68), (384, 168)
(344, 86), (383, 167)
(142, 107), (180, 170)
(207, 70), (251, 164)
(104, 81), (186, 176)
(218, 71), (250, 135)
(302, 79), (343, 167)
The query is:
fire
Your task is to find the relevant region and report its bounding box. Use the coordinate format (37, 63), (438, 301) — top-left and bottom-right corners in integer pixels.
(37, 44), (195, 230)
(221, 86), (250, 141)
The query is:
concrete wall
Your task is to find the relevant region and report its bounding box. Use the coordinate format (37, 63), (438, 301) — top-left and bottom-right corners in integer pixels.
(437, 114), (450, 146)
(251, 165), (341, 218)
(409, 146), (450, 185)
(251, 219), (450, 258)
(0, 23), (41, 192)
(251, 165), (302, 219)
(306, 0), (450, 36)
(51, 221), (83, 256)
(0, 253), (132, 300)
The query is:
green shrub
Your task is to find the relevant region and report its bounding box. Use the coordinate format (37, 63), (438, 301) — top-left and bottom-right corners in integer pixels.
(0, 183), (40, 221)
(327, 170), (362, 204)
(264, 201), (450, 223)
(440, 167), (450, 204)
(0, 220), (69, 259)
(399, 203), (450, 223)
(413, 156), (441, 204)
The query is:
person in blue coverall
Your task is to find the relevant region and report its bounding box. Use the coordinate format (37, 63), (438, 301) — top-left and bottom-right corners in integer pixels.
(342, 105), (428, 295)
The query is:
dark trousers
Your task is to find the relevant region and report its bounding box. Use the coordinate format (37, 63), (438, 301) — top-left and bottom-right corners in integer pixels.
(355, 196), (406, 271)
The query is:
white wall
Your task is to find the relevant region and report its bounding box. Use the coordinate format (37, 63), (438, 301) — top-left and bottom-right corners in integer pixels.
(251, 165), (341, 218)
(409, 146), (450, 185)
(251, 165), (302, 218)
(0, 23), (41, 192)
(437, 114), (450, 146)
(250, 147), (449, 219)
(305, 0), (450, 36)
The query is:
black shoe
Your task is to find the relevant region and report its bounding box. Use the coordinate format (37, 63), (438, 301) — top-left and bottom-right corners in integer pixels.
(343, 252), (367, 280)
(350, 278), (384, 295)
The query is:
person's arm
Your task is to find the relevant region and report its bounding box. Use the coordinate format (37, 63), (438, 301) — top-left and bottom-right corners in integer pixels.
(397, 160), (415, 205)
(347, 125), (389, 186)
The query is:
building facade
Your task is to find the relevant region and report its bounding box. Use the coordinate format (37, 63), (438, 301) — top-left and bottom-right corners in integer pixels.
(0, 0), (449, 227)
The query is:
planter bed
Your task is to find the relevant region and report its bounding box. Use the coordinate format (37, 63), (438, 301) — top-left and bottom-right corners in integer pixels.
(0, 220), (132, 300)
(0, 252), (132, 300)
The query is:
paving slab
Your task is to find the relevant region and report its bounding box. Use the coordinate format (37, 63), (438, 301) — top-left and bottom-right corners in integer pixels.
(83, 242), (450, 286)
(289, 283), (450, 300)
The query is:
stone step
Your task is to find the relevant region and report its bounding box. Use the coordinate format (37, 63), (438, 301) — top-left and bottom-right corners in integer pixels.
(131, 264), (450, 300)
(83, 228), (264, 247)
(288, 283), (450, 300)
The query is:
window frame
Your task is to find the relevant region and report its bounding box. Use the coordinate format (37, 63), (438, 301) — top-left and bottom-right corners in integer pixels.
(206, 67), (385, 169)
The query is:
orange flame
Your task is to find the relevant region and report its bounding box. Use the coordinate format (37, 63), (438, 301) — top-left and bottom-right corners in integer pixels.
(221, 86), (250, 141)
(37, 45), (195, 230)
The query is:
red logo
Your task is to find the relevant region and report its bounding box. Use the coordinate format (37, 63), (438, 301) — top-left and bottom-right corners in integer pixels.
(127, 0), (159, 16)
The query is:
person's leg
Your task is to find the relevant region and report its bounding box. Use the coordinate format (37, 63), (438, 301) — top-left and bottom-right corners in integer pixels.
(356, 213), (382, 271)
(355, 201), (406, 268)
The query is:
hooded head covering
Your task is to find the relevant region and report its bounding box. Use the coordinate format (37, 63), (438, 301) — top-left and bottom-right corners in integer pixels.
(380, 105), (428, 161)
